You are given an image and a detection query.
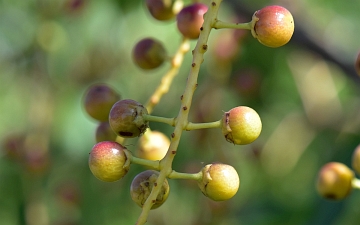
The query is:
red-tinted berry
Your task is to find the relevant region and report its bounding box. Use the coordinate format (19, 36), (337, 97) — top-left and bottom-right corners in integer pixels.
(130, 170), (170, 209)
(132, 38), (167, 69)
(176, 3), (208, 39)
(109, 99), (149, 138)
(251, 5), (294, 48)
(88, 141), (130, 182)
(83, 84), (121, 121)
(145, 0), (181, 21)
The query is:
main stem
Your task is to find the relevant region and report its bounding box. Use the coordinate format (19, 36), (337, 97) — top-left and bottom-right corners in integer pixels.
(135, 1), (223, 224)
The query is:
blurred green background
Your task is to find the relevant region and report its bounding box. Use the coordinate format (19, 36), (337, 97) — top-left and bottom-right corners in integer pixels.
(1, 0), (360, 224)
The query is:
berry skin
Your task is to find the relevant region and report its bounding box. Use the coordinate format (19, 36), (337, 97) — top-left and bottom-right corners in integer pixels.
(88, 141), (130, 182)
(221, 106), (262, 145)
(83, 84), (121, 122)
(145, 0), (181, 21)
(198, 163), (240, 201)
(352, 144), (360, 175)
(132, 38), (167, 69)
(176, 3), (208, 39)
(109, 99), (149, 138)
(316, 162), (354, 200)
(251, 5), (294, 48)
(130, 170), (170, 209)
(95, 121), (117, 143)
(137, 131), (170, 161)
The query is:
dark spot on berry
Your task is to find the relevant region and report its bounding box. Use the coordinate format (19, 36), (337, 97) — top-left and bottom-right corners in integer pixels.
(325, 193), (337, 200)
(119, 132), (134, 137)
(200, 27), (203, 31)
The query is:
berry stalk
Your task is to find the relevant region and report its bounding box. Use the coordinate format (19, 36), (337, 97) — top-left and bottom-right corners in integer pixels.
(135, 1), (222, 224)
(213, 19), (252, 30)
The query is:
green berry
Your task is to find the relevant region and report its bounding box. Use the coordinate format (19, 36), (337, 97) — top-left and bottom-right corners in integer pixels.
(132, 38), (167, 69)
(221, 106), (262, 145)
(316, 162), (354, 200)
(137, 130), (169, 161)
(352, 144), (360, 175)
(109, 99), (149, 138)
(88, 141), (130, 182)
(176, 3), (208, 39)
(197, 163), (240, 201)
(130, 170), (170, 209)
(83, 84), (121, 121)
(251, 5), (294, 48)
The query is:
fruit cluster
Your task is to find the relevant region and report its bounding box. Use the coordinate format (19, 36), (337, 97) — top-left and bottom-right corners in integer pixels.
(83, 1), (294, 224)
(316, 144), (360, 200)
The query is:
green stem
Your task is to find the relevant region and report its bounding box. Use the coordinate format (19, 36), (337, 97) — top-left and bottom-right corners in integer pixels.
(185, 120), (221, 130)
(352, 178), (360, 189)
(143, 114), (176, 126)
(136, 1), (223, 224)
(130, 156), (160, 170)
(213, 19), (252, 30)
(168, 170), (202, 181)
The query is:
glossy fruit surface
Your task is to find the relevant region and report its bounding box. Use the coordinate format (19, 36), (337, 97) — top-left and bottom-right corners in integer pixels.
(137, 130), (169, 161)
(252, 5), (294, 48)
(130, 170), (170, 209)
(132, 38), (167, 69)
(88, 141), (130, 182)
(221, 106), (262, 145)
(198, 163), (239, 201)
(176, 3), (208, 39)
(84, 84), (121, 121)
(109, 99), (149, 138)
(316, 162), (354, 200)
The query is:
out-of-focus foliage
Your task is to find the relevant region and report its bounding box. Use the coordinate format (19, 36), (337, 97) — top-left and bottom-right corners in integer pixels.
(1, 0), (360, 224)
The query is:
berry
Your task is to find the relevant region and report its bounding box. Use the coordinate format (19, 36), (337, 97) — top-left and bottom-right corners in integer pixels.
(132, 38), (167, 69)
(251, 5), (294, 48)
(130, 170), (170, 209)
(83, 84), (121, 121)
(145, 0), (181, 21)
(176, 3), (208, 39)
(316, 162), (354, 200)
(197, 163), (240, 201)
(88, 141), (130, 182)
(355, 51), (360, 76)
(137, 130), (169, 161)
(352, 144), (360, 175)
(109, 99), (149, 138)
(221, 106), (262, 145)
(95, 121), (117, 143)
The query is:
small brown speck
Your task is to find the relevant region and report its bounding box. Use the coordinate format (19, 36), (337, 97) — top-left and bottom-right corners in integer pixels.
(183, 106), (188, 110)
(171, 133), (175, 138)
(192, 63), (196, 67)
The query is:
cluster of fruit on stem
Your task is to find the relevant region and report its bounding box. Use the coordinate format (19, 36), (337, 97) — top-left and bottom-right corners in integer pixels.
(83, 1), (294, 224)
(316, 144), (360, 200)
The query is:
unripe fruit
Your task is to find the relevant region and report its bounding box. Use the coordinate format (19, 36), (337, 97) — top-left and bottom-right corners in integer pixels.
(145, 0), (181, 21)
(95, 121), (117, 143)
(88, 141), (130, 182)
(132, 38), (167, 69)
(137, 131), (170, 161)
(130, 170), (170, 209)
(198, 163), (240, 201)
(316, 162), (354, 200)
(251, 5), (294, 48)
(176, 3), (208, 39)
(221, 106), (262, 145)
(83, 84), (121, 121)
(109, 99), (149, 138)
(352, 144), (360, 175)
